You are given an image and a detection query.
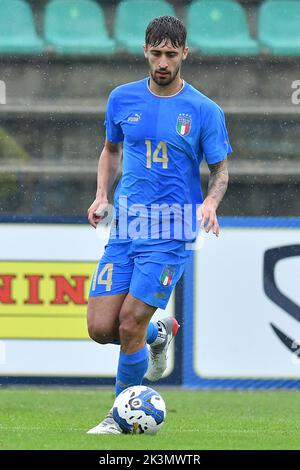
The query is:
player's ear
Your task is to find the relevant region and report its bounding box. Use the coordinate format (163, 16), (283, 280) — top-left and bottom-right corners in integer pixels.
(182, 46), (189, 61)
(144, 44), (148, 59)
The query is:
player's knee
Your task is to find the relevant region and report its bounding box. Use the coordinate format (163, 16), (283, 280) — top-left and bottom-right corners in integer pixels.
(118, 320), (139, 344)
(87, 320), (114, 345)
(118, 310), (143, 344)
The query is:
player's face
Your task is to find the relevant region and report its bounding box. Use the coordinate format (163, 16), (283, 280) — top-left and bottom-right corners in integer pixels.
(144, 41), (188, 87)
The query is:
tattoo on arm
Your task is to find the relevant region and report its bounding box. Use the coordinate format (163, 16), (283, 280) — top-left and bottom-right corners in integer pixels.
(207, 159), (229, 207)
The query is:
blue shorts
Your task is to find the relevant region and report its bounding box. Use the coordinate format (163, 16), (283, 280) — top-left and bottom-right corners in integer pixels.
(89, 238), (191, 309)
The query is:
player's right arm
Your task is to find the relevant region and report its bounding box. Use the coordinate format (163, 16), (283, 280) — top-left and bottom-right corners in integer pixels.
(87, 139), (122, 228)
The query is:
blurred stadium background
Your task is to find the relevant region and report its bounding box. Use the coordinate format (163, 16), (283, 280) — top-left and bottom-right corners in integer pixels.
(0, 0), (300, 450)
(1, 0), (299, 217)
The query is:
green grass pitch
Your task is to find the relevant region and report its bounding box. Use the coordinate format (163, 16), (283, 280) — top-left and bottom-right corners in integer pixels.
(1, 388), (300, 450)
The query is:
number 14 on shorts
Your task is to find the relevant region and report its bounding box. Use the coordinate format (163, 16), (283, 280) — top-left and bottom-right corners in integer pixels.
(92, 263), (113, 292)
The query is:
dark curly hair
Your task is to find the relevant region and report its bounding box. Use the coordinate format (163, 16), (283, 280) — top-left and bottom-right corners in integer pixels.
(145, 16), (186, 48)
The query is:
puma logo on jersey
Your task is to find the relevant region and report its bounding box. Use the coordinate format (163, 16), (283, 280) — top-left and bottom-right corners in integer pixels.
(128, 113), (142, 122)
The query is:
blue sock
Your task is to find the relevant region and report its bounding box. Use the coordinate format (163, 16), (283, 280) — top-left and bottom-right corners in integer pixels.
(115, 345), (149, 397)
(146, 322), (159, 345)
(112, 322), (158, 346)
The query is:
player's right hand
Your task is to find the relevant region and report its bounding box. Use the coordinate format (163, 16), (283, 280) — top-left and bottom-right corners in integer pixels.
(87, 198), (109, 228)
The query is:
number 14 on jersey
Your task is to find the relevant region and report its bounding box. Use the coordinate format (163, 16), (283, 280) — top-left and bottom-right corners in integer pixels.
(145, 140), (168, 169)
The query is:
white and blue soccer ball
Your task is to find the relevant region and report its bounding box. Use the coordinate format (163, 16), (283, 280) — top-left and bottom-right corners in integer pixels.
(112, 385), (166, 434)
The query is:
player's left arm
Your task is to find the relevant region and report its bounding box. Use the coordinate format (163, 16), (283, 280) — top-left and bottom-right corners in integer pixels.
(198, 157), (229, 237)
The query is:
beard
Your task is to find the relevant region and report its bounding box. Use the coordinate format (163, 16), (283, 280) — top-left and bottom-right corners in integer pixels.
(150, 65), (180, 87)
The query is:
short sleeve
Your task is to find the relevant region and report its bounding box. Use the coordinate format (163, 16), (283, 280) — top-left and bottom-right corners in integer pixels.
(200, 103), (232, 164)
(104, 91), (124, 144)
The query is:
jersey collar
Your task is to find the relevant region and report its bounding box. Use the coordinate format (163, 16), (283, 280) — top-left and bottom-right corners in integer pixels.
(146, 78), (186, 98)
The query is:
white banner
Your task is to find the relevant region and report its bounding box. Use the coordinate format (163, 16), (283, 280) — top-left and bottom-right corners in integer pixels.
(195, 227), (300, 378)
(0, 224), (174, 377)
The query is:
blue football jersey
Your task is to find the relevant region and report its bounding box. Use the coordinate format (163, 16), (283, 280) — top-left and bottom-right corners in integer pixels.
(105, 78), (232, 242)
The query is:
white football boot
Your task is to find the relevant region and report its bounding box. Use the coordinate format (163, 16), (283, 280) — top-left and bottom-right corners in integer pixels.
(87, 409), (122, 435)
(145, 317), (180, 382)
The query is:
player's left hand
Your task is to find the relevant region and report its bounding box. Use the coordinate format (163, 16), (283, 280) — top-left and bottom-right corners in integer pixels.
(197, 197), (220, 237)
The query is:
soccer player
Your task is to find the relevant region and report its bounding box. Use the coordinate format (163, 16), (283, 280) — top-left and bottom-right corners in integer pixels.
(86, 16), (231, 434)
